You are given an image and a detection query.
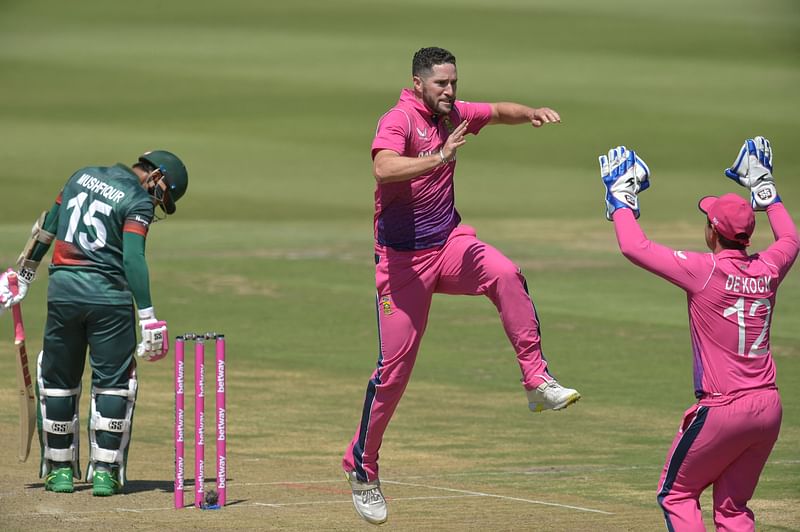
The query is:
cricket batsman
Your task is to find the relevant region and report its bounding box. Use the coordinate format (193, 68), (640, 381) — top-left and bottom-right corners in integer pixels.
(0, 150), (188, 496)
(600, 137), (798, 530)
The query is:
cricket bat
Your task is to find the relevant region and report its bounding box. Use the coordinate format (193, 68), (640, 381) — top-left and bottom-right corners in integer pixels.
(9, 274), (36, 462)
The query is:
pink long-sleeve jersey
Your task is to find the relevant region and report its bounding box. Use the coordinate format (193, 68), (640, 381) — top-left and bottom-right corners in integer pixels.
(612, 203), (799, 405)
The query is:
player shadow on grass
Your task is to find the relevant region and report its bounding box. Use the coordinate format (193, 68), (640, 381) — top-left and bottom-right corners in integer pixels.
(130, 476), (247, 507)
(127, 475), (239, 498)
(25, 476), (241, 501)
(24, 479), (174, 494)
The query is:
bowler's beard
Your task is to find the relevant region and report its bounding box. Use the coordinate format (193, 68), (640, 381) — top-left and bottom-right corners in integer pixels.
(424, 93), (453, 116)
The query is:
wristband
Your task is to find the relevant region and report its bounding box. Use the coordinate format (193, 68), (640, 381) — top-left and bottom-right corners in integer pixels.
(439, 149), (449, 165)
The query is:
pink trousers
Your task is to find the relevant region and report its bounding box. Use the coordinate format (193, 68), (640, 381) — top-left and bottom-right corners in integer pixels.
(343, 225), (553, 481)
(657, 389), (782, 531)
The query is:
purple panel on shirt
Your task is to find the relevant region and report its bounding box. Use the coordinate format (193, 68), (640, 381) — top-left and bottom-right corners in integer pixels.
(371, 89), (492, 250)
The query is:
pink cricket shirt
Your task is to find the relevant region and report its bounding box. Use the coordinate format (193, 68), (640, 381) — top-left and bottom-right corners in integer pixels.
(613, 204), (799, 405)
(371, 88), (492, 250)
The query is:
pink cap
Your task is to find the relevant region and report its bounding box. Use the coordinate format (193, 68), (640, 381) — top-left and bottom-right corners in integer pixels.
(698, 193), (755, 246)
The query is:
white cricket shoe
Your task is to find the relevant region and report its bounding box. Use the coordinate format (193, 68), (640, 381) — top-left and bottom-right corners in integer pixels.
(527, 381), (581, 412)
(345, 471), (388, 525)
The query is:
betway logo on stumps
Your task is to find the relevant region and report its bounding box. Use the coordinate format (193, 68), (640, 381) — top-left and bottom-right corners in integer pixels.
(216, 359), (225, 393)
(197, 362), (204, 398)
(176, 360), (184, 395)
(217, 408), (226, 441)
(176, 457), (184, 488)
(217, 456), (226, 488)
(176, 409), (184, 443)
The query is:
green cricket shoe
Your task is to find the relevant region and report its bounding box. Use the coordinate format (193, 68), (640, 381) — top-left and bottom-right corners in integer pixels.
(93, 469), (122, 497)
(45, 467), (74, 493)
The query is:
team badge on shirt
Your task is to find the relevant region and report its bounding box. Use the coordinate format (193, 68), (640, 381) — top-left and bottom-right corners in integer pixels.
(442, 117), (455, 134)
(380, 295), (392, 315)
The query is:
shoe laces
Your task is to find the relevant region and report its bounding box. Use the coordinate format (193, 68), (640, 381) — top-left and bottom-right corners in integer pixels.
(47, 468), (71, 480)
(359, 486), (385, 506)
(541, 380), (565, 394)
(95, 470), (119, 483)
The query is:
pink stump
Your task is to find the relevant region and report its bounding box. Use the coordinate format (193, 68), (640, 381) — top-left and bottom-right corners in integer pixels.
(174, 337), (185, 509)
(215, 335), (227, 507)
(194, 338), (205, 509)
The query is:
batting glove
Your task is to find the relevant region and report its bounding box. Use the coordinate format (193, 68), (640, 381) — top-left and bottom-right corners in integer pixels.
(0, 268), (29, 310)
(599, 146), (651, 221)
(725, 136), (780, 210)
(136, 307), (169, 362)
(0, 270), (8, 317)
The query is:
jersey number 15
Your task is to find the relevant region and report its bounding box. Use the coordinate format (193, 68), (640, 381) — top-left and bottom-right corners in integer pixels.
(64, 192), (113, 252)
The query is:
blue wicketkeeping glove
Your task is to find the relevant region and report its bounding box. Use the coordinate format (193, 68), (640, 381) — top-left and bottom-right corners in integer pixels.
(725, 136), (780, 210)
(599, 145), (651, 220)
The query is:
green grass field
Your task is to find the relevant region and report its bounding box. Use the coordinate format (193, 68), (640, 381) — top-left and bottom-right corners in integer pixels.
(1, 0), (799, 530)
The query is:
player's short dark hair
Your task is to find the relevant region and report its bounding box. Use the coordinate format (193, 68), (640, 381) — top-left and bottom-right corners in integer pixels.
(708, 220), (747, 250)
(412, 47), (456, 77)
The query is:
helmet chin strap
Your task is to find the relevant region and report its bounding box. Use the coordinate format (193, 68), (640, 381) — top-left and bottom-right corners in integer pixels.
(145, 170), (169, 221)
(151, 208), (167, 223)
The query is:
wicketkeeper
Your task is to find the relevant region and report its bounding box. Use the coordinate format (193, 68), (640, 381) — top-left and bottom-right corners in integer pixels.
(600, 137), (798, 530)
(0, 150), (188, 496)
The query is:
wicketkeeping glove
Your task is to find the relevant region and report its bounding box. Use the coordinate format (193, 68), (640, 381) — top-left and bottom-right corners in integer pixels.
(136, 307), (169, 362)
(0, 268), (29, 311)
(724, 136), (780, 210)
(599, 145), (651, 220)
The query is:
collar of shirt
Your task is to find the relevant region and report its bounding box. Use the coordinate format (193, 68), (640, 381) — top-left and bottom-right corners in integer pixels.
(113, 163), (137, 176)
(399, 88), (439, 121)
(715, 249), (750, 260)
(714, 248), (753, 267)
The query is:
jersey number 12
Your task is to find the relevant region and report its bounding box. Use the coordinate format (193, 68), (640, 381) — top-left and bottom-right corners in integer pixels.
(723, 297), (771, 357)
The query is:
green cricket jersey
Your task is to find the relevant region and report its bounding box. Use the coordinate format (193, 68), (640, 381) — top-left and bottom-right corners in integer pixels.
(47, 164), (154, 305)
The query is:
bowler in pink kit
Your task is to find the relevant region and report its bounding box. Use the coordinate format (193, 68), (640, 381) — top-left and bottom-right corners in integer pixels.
(600, 137), (798, 531)
(342, 46), (581, 525)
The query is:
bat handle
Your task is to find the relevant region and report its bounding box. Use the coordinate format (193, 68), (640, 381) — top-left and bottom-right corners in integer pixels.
(7, 271), (18, 294)
(7, 272), (25, 341)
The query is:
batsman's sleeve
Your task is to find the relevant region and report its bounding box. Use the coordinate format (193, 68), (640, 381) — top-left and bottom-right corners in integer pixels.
(122, 231), (152, 310)
(29, 201), (60, 262)
(763, 202), (800, 278)
(612, 209), (710, 293)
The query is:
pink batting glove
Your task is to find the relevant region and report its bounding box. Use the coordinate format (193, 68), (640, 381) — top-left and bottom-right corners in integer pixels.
(137, 320), (169, 361)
